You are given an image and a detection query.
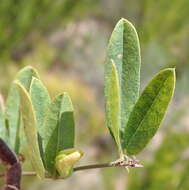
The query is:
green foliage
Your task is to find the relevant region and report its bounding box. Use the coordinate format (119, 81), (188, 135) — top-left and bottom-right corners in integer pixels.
(5, 66), (39, 151)
(0, 65), (77, 179)
(0, 18), (177, 183)
(30, 77), (51, 136)
(106, 18), (141, 136)
(0, 0), (96, 60)
(15, 81), (45, 179)
(105, 60), (121, 150)
(127, 133), (189, 190)
(44, 93), (75, 175)
(123, 69), (175, 155)
(105, 18), (176, 156)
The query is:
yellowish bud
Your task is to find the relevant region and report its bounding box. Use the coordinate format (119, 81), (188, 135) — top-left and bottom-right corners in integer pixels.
(55, 148), (83, 178)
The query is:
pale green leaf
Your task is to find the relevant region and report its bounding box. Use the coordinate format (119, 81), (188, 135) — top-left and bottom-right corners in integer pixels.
(123, 68), (175, 155)
(104, 60), (121, 150)
(30, 77), (51, 138)
(106, 18), (141, 136)
(15, 81), (45, 178)
(5, 66), (39, 151)
(14, 66), (40, 91)
(61, 92), (74, 113)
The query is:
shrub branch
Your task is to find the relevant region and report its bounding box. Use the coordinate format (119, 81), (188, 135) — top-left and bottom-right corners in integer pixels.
(0, 159), (143, 178)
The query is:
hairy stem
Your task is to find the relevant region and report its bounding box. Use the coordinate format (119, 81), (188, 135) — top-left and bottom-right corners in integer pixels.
(0, 159), (143, 178)
(74, 159), (143, 172)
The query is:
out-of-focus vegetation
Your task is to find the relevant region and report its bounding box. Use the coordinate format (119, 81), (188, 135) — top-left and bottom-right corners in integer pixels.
(0, 0), (189, 189)
(0, 0), (96, 61)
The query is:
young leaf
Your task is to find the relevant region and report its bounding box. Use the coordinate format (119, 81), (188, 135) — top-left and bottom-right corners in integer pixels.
(123, 68), (175, 155)
(30, 77), (51, 138)
(106, 18), (141, 137)
(55, 149), (83, 178)
(44, 93), (75, 175)
(104, 60), (121, 150)
(15, 81), (45, 178)
(5, 66), (39, 151)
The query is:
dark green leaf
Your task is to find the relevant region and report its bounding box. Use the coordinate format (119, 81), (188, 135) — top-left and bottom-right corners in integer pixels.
(123, 68), (175, 155)
(44, 93), (75, 175)
(58, 111), (75, 151)
(43, 94), (63, 150)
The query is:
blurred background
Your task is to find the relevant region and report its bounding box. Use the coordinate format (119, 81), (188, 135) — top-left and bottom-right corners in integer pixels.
(0, 0), (189, 189)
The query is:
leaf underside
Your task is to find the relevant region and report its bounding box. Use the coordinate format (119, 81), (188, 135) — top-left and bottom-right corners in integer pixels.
(123, 68), (175, 155)
(15, 81), (45, 178)
(105, 18), (141, 151)
(105, 60), (121, 150)
(30, 76), (51, 137)
(5, 66), (39, 151)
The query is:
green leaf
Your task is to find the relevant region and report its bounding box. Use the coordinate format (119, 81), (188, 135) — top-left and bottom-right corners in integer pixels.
(14, 66), (40, 91)
(30, 77), (51, 161)
(44, 93), (75, 175)
(15, 81), (45, 178)
(106, 18), (141, 136)
(43, 94), (63, 150)
(61, 92), (74, 113)
(123, 68), (176, 155)
(58, 111), (75, 151)
(104, 60), (121, 150)
(5, 66), (39, 151)
(0, 96), (5, 140)
(30, 77), (51, 138)
(5, 83), (20, 149)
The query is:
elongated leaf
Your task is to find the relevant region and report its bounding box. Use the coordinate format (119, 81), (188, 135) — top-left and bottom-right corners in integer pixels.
(5, 84), (20, 149)
(43, 94), (63, 150)
(61, 92), (74, 113)
(5, 66), (39, 151)
(104, 60), (121, 150)
(106, 18), (141, 137)
(0, 95), (5, 140)
(30, 77), (51, 161)
(44, 93), (75, 174)
(15, 66), (40, 91)
(58, 111), (74, 151)
(15, 81), (45, 178)
(59, 93), (74, 150)
(123, 68), (175, 155)
(30, 77), (51, 137)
